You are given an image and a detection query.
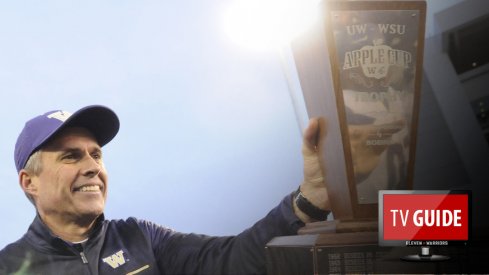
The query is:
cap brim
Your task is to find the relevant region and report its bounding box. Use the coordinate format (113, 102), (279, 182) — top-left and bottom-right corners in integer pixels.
(60, 105), (120, 147)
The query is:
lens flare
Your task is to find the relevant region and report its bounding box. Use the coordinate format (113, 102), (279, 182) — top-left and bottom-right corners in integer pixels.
(223, 0), (320, 51)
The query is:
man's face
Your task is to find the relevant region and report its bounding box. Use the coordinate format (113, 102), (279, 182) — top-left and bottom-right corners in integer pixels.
(30, 127), (108, 222)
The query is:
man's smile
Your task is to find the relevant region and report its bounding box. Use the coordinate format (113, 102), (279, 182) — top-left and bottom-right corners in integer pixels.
(73, 184), (103, 193)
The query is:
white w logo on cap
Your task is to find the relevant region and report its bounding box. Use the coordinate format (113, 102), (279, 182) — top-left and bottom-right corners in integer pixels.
(47, 111), (72, 122)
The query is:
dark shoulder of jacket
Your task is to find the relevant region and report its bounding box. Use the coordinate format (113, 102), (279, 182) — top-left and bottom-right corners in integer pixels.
(106, 217), (175, 250)
(0, 235), (33, 274)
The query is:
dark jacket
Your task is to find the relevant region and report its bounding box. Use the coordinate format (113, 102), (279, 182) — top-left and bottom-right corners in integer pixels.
(0, 193), (303, 274)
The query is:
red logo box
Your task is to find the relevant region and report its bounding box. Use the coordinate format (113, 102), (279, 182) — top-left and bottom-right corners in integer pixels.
(382, 194), (469, 240)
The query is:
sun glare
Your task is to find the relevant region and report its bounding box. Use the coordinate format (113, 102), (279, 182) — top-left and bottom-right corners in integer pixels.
(223, 0), (320, 51)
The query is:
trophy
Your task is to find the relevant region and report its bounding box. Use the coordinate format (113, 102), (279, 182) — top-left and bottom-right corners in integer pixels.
(296, 0), (426, 234)
(266, 1), (426, 273)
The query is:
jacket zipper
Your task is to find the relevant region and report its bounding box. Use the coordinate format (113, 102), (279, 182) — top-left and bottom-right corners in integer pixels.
(80, 251), (89, 264)
(73, 243), (92, 274)
(74, 243), (89, 264)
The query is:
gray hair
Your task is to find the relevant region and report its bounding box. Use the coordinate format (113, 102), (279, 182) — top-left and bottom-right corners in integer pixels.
(22, 150), (43, 205)
(24, 150), (43, 175)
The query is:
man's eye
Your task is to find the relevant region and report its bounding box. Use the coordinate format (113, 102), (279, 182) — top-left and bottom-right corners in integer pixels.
(62, 154), (77, 160)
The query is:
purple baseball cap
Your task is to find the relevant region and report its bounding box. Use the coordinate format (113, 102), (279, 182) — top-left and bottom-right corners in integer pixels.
(14, 105), (120, 173)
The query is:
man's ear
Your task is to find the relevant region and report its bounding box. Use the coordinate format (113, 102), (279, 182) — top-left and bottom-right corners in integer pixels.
(19, 170), (38, 197)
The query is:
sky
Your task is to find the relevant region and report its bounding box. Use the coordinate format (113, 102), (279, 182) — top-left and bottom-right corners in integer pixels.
(0, 0), (309, 249)
(0, 0), (465, 249)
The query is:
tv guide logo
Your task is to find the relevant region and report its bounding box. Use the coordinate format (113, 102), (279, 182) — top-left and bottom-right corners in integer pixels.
(382, 194), (469, 241)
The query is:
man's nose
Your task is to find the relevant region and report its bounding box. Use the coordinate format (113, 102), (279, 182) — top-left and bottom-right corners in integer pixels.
(81, 155), (102, 178)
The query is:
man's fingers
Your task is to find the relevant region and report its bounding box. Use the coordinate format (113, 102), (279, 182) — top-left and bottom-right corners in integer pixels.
(302, 117), (326, 155)
(302, 118), (326, 186)
(303, 118), (319, 149)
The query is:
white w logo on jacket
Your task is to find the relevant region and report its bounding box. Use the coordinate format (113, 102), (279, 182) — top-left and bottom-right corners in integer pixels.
(102, 250), (126, 269)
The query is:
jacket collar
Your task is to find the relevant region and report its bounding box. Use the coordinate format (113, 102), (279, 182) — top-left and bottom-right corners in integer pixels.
(24, 213), (107, 255)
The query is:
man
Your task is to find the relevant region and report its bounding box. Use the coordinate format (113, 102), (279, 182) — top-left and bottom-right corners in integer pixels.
(0, 105), (330, 274)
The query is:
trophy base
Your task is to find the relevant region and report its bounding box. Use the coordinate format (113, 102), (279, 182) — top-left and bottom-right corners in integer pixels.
(298, 219), (378, 235)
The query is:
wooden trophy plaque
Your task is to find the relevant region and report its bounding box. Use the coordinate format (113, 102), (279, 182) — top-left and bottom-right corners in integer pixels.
(266, 1), (426, 273)
(294, 0), (426, 234)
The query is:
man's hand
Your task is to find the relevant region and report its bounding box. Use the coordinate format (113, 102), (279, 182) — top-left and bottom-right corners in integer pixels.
(293, 118), (331, 223)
